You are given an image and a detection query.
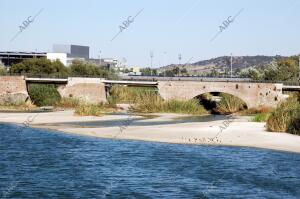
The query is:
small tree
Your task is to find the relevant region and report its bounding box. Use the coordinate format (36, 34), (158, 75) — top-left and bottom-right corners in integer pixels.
(70, 60), (118, 79)
(10, 58), (70, 77)
(0, 65), (7, 75)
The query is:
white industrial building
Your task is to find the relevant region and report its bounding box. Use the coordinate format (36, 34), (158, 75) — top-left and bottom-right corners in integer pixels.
(0, 44), (119, 69)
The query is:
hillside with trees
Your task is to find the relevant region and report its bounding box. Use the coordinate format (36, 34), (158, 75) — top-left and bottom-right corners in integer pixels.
(158, 55), (286, 76)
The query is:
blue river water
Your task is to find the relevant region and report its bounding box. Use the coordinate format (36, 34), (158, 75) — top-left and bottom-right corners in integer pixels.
(0, 124), (300, 199)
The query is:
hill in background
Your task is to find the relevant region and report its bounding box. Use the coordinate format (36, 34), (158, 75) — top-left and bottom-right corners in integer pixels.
(158, 55), (286, 75)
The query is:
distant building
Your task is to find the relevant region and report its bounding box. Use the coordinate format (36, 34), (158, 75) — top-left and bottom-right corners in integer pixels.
(87, 58), (118, 69)
(131, 67), (141, 75)
(53, 44), (90, 66)
(46, 53), (67, 66)
(53, 44), (89, 59)
(0, 44), (120, 69)
(0, 51), (47, 67)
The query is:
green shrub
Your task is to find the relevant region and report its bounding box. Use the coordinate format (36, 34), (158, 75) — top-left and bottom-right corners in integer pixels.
(0, 65), (7, 75)
(75, 104), (104, 116)
(28, 84), (61, 106)
(70, 60), (118, 79)
(215, 93), (247, 114)
(74, 103), (116, 116)
(56, 97), (81, 109)
(252, 112), (271, 122)
(10, 58), (70, 77)
(240, 106), (273, 116)
(288, 117), (300, 135)
(267, 95), (300, 132)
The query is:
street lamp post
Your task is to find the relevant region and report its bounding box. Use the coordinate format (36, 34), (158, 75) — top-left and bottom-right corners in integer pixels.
(150, 51), (153, 76)
(163, 52), (167, 77)
(230, 53), (233, 78)
(178, 53), (182, 77)
(298, 54), (300, 83)
(99, 50), (102, 66)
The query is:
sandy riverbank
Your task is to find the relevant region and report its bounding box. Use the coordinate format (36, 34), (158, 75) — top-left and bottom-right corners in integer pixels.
(0, 110), (300, 153)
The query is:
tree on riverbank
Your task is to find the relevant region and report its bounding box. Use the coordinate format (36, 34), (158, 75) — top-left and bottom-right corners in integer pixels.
(10, 58), (70, 77)
(69, 60), (117, 79)
(9, 58), (118, 79)
(241, 56), (300, 84)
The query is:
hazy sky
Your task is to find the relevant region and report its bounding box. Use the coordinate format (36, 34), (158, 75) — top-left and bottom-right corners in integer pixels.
(1, 0), (300, 67)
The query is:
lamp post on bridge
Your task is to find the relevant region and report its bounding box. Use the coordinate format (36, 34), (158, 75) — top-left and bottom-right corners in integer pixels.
(298, 54), (300, 84)
(178, 53), (182, 77)
(163, 51), (167, 77)
(150, 51), (153, 76)
(230, 53), (233, 78)
(99, 50), (102, 66)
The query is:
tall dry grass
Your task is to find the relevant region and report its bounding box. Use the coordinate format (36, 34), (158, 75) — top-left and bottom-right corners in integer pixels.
(215, 93), (247, 114)
(56, 98), (81, 109)
(74, 102), (116, 116)
(267, 95), (300, 133)
(131, 93), (207, 115)
(110, 86), (157, 103)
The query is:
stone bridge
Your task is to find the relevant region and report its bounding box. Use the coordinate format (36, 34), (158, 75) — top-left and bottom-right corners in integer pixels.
(157, 81), (285, 108)
(0, 76), (296, 108)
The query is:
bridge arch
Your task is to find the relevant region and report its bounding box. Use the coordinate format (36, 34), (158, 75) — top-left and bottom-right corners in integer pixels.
(194, 91), (248, 113)
(157, 81), (284, 109)
(191, 89), (250, 110)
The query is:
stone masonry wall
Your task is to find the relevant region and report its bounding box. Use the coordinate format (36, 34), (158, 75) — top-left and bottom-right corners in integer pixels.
(57, 77), (107, 104)
(0, 76), (29, 105)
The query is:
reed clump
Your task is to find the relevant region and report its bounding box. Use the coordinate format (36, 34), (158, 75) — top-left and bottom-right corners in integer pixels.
(215, 93), (247, 114)
(267, 95), (300, 134)
(56, 97), (81, 109)
(132, 93), (207, 115)
(110, 86), (157, 103)
(74, 103), (116, 116)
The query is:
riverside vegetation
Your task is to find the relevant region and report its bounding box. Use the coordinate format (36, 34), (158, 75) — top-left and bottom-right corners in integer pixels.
(1, 56), (300, 135)
(22, 83), (300, 136)
(266, 94), (300, 135)
(109, 85), (208, 115)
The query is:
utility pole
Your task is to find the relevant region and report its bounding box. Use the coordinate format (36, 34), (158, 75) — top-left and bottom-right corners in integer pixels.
(163, 51), (167, 77)
(178, 53), (182, 77)
(230, 53), (233, 78)
(99, 50), (102, 66)
(298, 54), (300, 83)
(150, 51), (153, 76)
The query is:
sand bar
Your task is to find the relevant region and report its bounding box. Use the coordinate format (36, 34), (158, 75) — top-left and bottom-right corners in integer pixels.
(0, 110), (300, 153)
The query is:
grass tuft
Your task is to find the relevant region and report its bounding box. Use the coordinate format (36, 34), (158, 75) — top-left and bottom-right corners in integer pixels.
(267, 95), (300, 133)
(215, 93), (247, 114)
(74, 103), (116, 116)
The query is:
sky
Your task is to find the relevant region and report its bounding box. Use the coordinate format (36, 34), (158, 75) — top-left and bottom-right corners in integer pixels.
(1, 0), (300, 68)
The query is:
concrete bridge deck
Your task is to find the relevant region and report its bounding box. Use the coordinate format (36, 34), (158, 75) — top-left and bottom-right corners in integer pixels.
(24, 77), (300, 91)
(282, 85), (300, 91)
(25, 77), (68, 83)
(102, 80), (158, 87)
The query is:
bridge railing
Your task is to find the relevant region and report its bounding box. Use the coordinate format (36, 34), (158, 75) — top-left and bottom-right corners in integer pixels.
(0, 73), (116, 79)
(121, 75), (300, 85)
(1, 73), (299, 85)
